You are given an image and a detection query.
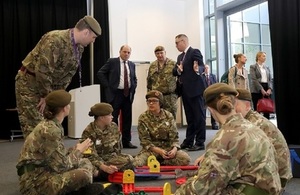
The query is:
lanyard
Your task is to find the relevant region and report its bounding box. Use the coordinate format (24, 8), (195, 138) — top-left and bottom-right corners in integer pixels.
(70, 28), (82, 90)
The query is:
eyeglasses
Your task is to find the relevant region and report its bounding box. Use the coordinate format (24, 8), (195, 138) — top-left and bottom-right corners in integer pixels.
(146, 99), (159, 104)
(175, 40), (184, 45)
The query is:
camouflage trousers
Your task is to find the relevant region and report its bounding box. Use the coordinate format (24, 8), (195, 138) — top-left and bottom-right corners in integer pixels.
(103, 153), (134, 171)
(15, 71), (44, 138)
(133, 149), (191, 167)
(162, 93), (178, 119)
(19, 158), (93, 195)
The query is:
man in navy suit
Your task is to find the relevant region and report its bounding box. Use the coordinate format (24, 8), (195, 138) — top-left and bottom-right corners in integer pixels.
(202, 64), (218, 129)
(173, 34), (206, 151)
(97, 45), (138, 148)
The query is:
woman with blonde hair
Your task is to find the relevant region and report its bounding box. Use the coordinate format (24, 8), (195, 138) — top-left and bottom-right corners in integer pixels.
(249, 51), (273, 119)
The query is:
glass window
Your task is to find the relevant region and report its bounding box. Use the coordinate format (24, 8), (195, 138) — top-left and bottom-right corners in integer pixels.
(244, 44), (260, 69)
(261, 24), (270, 44)
(209, 17), (216, 58)
(244, 23), (260, 43)
(209, 0), (215, 15)
(229, 21), (243, 43)
(243, 5), (259, 23)
(260, 2), (269, 24)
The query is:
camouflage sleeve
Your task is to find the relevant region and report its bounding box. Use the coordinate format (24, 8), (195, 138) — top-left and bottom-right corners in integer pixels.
(166, 111), (180, 149)
(137, 112), (155, 150)
(81, 123), (105, 169)
(34, 33), (61, 97)
(147, 61), (157, 90)
(43, 123), (83, 172)
(175, 145), (235, 194)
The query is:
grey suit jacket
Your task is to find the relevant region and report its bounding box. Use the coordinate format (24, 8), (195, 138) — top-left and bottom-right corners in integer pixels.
(249, 63), (273, 93)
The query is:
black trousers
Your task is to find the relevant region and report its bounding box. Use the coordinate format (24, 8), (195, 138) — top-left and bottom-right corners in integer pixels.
(181, 93), (206, 146)
(251, 83), (271, 119)
(111, 90), (133, 144)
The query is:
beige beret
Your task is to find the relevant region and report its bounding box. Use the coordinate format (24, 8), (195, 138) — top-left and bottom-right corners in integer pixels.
(236, 88), (252, 102)
(204, 83), (238, 104)
(146, 90), (163, 103)
(83, 16), (101, 36)
(90, 103), (113, 116)
(154, 46), (165, 53)
(45, 90), (71, 108)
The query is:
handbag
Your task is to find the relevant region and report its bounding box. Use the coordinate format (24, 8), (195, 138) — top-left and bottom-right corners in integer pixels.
(257, 97), (275, 113)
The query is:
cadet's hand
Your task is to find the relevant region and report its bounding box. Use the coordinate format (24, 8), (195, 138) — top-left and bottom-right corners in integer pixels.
(76, 138), (93, 153)
(166, 147), (177, 159)
(194, 154), (204, 166)
(102, 164), (118, 174)
(37, 97), (46, 113)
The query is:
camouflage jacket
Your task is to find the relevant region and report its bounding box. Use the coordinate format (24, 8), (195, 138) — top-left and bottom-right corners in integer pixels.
(147, 58), (177, 94)
(16, 118), (83, 173)
(81, 122), (122, 168)
(137, 109), (180, 150)
(22, 29), (84, 97)
(245, 110), (292, 183)
(175, 113), (282, 195)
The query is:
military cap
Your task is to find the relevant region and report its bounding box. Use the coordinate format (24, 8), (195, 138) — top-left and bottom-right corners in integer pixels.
(90, 103), (113, 116)
(236, 88), (252, 101)
(83, 16), (101, 36)
(154, 46), (165, 53)
(204, 83), (238, 104)
(146, 90), (163, 103)
(45, 90), (71, 108)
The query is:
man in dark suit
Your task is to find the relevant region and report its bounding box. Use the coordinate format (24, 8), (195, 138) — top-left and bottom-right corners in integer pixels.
(97, 45), (138, 148)
(173, 34), (206, 151)
(202, 64), (219, 130)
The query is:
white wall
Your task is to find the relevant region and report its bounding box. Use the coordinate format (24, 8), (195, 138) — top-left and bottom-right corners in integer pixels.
(107, 0), (205, 125)
(108, 0), (205, 62)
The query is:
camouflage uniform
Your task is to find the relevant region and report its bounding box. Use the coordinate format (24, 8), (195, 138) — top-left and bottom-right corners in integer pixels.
(147, 58), (178, 118)
(15, 29), (83, 138)
(16, 119), (93, 195)
(174, 113), (282, 195)
(81, 121), (134, 170)
(245, 110), (292, 187)
(133, 109), (190, 166)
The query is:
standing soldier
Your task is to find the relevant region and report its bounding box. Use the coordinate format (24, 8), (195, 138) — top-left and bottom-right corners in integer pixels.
(15, 16), (101, 138)
(147, 46), (178, 119)
(81, 103), (134, 181)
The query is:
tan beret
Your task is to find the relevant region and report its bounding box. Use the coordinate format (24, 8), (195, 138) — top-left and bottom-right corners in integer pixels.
(204, 83), (238, 104)
(154, 46), (165, 53)
(146, 90), (163, 103)
(45, 90), (71, 108)
(90, 103), (113, 116)
(83, 16), (101, 36)
(236, 88), (252, 101)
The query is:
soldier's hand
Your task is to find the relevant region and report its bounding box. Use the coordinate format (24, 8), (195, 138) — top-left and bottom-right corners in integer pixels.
(76, 138), (93, 153)
(37, 97), (46, 113)
(194, 154), (204, 166)
(102, 164), (118, 174)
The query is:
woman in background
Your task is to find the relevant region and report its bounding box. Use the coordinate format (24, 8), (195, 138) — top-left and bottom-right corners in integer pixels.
(250, 51), (273, 119)
(228, 53), (250, 91)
